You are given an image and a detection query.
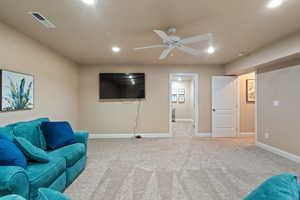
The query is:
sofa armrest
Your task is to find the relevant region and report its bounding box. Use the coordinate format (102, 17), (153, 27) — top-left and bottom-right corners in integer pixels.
(0, 166), (29, 199)
(74, 131), (89, 146)
(0, 195), (26, 200)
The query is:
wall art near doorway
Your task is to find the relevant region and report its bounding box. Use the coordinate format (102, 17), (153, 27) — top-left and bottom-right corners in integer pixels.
(246, 79), (255, 103)
(0, 70), (34, 112)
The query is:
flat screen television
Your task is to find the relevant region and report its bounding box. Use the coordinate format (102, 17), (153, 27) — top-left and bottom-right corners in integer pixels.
(99, 73), (145, 99)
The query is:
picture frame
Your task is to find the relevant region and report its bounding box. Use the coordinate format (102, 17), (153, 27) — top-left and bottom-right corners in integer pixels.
(178, 88), (185, 95)
(0, 70), (34, 112)
(171, 94), (177, 103)
(178, 95), (185, 103)
(172, 89), (177, 95)
(246, 79), (256, 103)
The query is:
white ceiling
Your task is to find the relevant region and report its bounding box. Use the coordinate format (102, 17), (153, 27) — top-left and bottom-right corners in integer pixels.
(0, 0), (300, 65)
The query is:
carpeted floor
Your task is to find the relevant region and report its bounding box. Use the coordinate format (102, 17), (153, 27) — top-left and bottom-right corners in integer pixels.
(65, 135), (300, 200)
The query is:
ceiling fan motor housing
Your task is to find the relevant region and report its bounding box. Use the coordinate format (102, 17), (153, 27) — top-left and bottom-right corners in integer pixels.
(165, 35), (181, 46)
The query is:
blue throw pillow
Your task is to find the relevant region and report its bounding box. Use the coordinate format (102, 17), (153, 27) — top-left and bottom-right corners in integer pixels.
(41, 122), (76, 150)
(244, 174), (299, 200)
(14, 137), (49, 163)
(0, 135), (27, 168)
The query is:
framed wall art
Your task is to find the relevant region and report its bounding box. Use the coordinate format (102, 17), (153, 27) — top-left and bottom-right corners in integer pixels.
(178, 88), (185, 95)
(0, 70), (34, 112)
(178, 95), (185, 103)
(171, 94), (177, 103)
(246, 79), (255, 103)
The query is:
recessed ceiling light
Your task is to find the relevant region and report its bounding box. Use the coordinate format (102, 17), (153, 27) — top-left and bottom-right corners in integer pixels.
(112, 46), (120, 53)
(81, 0), (95, 5)
(207, 46), (215, 54)
(238, 51), (247, 57)
(267, 0), (283, 8)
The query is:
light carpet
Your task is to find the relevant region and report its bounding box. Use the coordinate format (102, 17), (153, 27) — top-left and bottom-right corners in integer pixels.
(65, 136), (300, 200)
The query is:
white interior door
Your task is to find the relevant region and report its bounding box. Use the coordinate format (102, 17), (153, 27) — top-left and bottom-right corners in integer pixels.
(212, 76), (237, 137)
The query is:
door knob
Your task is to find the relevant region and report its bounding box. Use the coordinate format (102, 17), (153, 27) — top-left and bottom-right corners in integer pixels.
(212, 109), (216, 112)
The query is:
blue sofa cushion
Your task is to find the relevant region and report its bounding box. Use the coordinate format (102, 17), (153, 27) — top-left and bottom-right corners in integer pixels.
(0, 135), (27, 168)
(37, 188), (71, 200)
(9, 118), (49, 149)
(48, 143), (85, 168)
(41, 122), (76, 150)
(25, 157), (65, 194)
(244, 174), (299, 200)
(0, 127), (14, 141)
(14, 137), (49, 163)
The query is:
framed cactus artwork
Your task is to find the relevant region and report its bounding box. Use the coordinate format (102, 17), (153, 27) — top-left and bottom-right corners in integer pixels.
(0, 70), (34, 112)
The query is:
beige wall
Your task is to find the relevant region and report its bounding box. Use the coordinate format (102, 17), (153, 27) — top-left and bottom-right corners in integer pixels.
(257, 64), (300, 156)
(239, 73), (255, 133)
(225, 32), (300, 75)
(172, 80), (193, 120)
(79, 65), (224, 134)
(0, 22), (79, 128)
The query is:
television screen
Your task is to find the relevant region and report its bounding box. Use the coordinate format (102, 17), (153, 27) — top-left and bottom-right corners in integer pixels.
(99, 73), (145, 99)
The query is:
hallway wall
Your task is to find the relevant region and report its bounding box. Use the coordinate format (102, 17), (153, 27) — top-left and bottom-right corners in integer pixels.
(239, 72), (256, 133)
(172, 80), (193, 120)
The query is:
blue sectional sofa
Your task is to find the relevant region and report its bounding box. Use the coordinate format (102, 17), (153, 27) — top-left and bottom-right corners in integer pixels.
(0, 118), (89, 200)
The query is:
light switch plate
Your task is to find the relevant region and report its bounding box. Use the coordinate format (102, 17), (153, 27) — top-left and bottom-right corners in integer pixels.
(265, 132), (269, 139)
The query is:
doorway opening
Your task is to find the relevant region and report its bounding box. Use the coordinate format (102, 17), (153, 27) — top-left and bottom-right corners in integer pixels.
(237, 72), (257, 138)
(169, 73), (198, 137)
(211, 73), (257, 138)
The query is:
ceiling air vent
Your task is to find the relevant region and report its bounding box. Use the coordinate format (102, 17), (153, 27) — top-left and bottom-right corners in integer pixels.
(29, 12), (56, 29)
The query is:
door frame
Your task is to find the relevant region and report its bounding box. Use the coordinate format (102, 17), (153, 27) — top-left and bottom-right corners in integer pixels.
(211, 76), (239, 138)
(169, 73), (199, 136)
(236, 72), (257, 137)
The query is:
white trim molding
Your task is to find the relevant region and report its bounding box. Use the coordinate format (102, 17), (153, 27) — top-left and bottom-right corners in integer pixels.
(89, 133), (171, 139)
(240, 132), (256, 136)
(195, 132), (212, 137)
(256, 142), (300, 164)
(175, 119), (194, 122)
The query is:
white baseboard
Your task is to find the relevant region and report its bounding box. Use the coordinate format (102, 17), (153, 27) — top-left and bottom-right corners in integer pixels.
(240, 132), (256, 136)
(175, 119), (194, 122)
(89, 133), (171, 139)
(195, 132), (212, 137)
(256, 142), (300, 164)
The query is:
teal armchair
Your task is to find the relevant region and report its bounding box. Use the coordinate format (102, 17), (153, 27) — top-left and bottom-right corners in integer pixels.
(0, 166), (29, 199)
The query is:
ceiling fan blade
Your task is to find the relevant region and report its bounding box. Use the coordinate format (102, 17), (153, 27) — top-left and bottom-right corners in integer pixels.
(153, 30), (168, 40)
(134, 44), (166, 50)
(177, 45), (203, 56)
(179, 33), (212, 44)
(159, 48), (173, 60)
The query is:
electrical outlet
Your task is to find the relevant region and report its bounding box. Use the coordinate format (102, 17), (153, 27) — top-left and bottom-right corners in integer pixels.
(265, 132), (270, 139)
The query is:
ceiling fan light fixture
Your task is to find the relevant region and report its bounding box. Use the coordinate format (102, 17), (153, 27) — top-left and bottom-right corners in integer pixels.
(134, 29), (214, 59)
(207, 46), (215, 54)
(112, 46), (120, 53)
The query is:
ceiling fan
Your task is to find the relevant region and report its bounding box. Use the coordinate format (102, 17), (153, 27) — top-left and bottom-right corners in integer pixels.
(134, 28), (213, 60)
